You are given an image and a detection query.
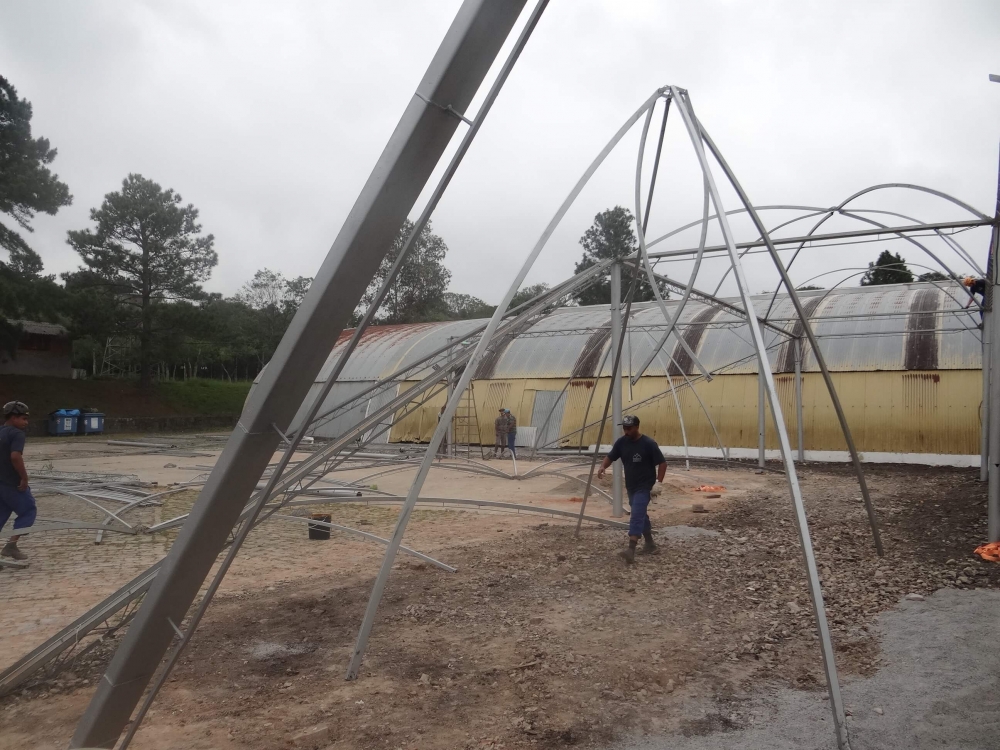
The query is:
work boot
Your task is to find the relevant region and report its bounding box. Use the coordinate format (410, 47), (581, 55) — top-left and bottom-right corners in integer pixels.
(638, 533), (658, 555)
(1, 542), (27, 561)
(618, 542), (636, 565)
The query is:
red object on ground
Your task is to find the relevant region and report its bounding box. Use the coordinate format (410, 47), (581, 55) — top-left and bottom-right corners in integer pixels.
(695, 485), (726, 492)
(974, 542), (1000, 562)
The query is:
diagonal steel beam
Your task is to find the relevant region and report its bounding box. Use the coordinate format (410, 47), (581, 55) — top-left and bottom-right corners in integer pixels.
(70, 3), (529, 746)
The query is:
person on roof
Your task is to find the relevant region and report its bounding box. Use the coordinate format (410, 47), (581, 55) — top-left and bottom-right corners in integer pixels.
(0, 401), (36, 563)
(494, 408), (507, 458)
(597, 414), (666, 564)
(505, 408), (517, 459)
(964, 276), (987, 308)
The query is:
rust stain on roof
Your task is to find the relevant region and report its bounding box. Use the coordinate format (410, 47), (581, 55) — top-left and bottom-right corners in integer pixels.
(669, 306), (721, 375)
(904, 288), (939, 371)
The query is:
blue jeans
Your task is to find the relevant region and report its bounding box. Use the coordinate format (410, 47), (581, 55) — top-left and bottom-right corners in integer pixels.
(627, 487), (652, 538)
(0, 484), (37, 534)
(507, 432), (516, 457)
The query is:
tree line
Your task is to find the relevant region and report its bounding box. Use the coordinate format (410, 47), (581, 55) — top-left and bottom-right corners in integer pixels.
(9, 72), (949, 390)
(3, 76), (660, 387)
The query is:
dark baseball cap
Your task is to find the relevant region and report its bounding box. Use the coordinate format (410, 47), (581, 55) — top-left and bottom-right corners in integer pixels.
(620, 415), (639, 427)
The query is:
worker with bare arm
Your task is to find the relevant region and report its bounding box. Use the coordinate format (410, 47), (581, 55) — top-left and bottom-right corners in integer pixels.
(494, 408), (507, 458)
(964, 276), (987, 322)
(597, 415), (666, 564)
(505, 408), (517, 459)
(0, 401), (36, 562)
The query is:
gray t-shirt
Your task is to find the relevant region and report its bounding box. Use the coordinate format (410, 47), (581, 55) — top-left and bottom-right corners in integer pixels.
(0, 424), (26, 487)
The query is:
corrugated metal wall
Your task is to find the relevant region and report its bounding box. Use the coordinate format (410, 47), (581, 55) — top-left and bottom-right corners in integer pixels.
(388, 369), (981, 455)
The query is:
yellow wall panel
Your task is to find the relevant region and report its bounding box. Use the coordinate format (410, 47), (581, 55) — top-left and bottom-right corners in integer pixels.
(386, 370), (981, 455)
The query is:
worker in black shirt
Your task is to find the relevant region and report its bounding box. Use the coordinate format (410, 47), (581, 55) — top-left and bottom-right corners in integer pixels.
(597, 415), (666, 564)
(964, 276), (987, 307)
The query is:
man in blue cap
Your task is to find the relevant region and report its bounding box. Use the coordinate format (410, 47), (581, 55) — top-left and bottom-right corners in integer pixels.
(597, 414), (666, 564)
(0, 400), (36, 563)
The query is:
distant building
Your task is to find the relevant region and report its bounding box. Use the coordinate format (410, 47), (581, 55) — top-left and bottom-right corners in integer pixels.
(0, 320), (73, 378)
(283, 283), (984, 462)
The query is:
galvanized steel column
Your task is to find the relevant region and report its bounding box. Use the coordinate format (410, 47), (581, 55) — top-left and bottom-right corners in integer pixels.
(70, 2), (528, 746)
(981, 313), (990, 482)
(988, 222), (1000, 540)
(610, 261), (625, 517)
(758, 362), (766, 467)
(796, 337), (805, 462)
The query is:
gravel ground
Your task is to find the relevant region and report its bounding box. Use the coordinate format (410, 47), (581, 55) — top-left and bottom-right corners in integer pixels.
(3, 463), (997, 749)
(613, 587), (1000, 750)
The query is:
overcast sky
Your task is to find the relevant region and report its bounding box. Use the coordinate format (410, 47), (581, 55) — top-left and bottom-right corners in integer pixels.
(2, 0), (999, 304)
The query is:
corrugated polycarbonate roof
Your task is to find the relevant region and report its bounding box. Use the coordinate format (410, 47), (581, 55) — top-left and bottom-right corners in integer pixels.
(311, 282), (981, 384)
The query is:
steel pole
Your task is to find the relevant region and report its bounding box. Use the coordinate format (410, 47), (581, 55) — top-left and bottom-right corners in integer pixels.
(988, 222), (1000, 540)
(610, 261), (624, 517)
(795, 337), (805, 462)
(70, 3), (528, 747)
(698, 119), (883, 559)
(982, 314), (991, 481)
(671, 88), (850, 750)
(758, 361), (766, 467)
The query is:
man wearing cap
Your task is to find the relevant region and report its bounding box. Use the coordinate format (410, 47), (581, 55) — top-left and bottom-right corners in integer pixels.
(494, 408), (508, 458)
(0, 401), (36, 562)
(505, 408), (518, 459)
(598, 414), (666, 564)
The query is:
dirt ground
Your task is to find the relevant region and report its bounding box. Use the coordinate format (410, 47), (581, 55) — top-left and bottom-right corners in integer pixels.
(1, 440), (996, 750)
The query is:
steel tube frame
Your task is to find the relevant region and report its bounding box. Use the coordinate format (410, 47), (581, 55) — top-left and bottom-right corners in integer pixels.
(671, 88), (849, 749)
(988, 220), (1000, 539)
(610, 261), (624, 517)
(72, 4), (530, 746)
(344, 86), (663, 681)
(758, 364), (766, 468)
(698, 119), (884, 559)
(645, 217), (991, 260)
(795, 337), (805, 462)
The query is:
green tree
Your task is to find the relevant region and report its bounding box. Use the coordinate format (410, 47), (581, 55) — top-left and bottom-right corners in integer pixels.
(67, 174), (217, 387)
(795, 285), (824, 291)
(573, 207), (663, 306)
(510, 282), (550, 309)
(358, 219), (451, 324)
(860, 250), (913, 286)
(917, 271), (948, 282)
(0, 75), (73, 352)
(443, 292), (495, 320)
(237, 268), (313, 366)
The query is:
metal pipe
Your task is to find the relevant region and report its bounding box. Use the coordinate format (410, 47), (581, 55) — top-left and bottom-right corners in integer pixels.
(645, 217), (992, 260)
(758, 363), (766, 468)
(269, 515), (456, 573)
(610, 261), (624, 517)
(795, 337), (805, 462)
(671, 88), (849, 750)
(982, 309), (991, 482)
(988, 223), (1000, 539)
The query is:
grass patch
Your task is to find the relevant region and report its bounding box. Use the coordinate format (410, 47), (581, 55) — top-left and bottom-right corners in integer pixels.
(156, 379), (251, 416)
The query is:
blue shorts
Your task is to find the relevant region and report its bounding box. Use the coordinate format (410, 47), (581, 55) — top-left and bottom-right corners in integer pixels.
(0, 483), (36, 533)
(627, 487), (652, 537)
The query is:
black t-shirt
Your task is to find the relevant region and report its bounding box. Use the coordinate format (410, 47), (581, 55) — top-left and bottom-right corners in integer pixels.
(0, 424), (26, 487)
(607, 434), (665, 492)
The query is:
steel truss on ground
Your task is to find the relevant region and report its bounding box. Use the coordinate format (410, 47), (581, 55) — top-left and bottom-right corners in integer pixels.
(0, 4), (990, 749)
